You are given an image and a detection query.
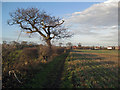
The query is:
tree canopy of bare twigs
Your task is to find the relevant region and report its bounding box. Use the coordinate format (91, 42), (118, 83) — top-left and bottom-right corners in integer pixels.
(8, 8), (72, 49)
(66, 42), (72, 47)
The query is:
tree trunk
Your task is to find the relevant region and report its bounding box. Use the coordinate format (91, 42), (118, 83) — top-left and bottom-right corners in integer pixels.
(46, 39), (52, 50)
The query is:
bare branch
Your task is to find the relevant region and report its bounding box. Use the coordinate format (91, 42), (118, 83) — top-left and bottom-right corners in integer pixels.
(26, 31), (37, 33)
(8, 7), (72, 48)
(49, 20), (64, 28)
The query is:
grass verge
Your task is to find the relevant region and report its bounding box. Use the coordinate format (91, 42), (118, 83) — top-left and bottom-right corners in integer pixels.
(23, 52), (69, 88)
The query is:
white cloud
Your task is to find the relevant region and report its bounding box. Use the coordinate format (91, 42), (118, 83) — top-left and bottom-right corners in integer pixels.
(65, 0), (118, 46)
(66, 0), (118, 26)
(104, 0), (119, 3)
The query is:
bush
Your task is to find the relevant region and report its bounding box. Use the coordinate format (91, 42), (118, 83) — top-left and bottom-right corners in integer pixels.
(52, 46), (65, 55)
(20, 47), (39, 60)
(39, 46), (51, 61)
(38, 46), (65, 62)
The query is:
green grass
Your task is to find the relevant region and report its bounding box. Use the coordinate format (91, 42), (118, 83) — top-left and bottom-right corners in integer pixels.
(23, 53), (68, 88)
(61, 49), (119, 88)
(9, 50), (22, 58)
(3, 49), (23, 68)
(74, 49), (118, 54)
(3, 49), (119, 88)
(60, 57), (74, 88)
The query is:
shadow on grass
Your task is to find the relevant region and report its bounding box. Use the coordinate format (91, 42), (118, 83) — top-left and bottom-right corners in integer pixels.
(74, 61), (116, 68)
(75, 66), (119, 88)
(69, 53), (105, 61)
(61, 50), (119, 88)
(72, 50), (83, 53)
(70, 58), (119, 88)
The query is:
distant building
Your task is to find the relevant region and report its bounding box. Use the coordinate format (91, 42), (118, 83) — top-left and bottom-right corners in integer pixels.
(94, 46), (100, 50)
(72, 46), (77, 49)
(115, 46), (120, 50)
(107, 46), (115, 50)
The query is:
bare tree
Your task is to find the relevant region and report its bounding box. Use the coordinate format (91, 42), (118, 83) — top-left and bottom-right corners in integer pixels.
(21, 41), (28, 45)
(8, 8), (72, 50)
(78, 43), (81, 47)
(59, 42), (63, 47)
(66, 42), (72, 49)
(3, 41), (7, 45)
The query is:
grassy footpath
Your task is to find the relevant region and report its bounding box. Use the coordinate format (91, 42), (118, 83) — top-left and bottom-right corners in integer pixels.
(23, 52), (69, 88)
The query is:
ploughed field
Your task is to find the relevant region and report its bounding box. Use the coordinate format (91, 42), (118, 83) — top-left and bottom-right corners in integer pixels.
(61, 49), (119, 88)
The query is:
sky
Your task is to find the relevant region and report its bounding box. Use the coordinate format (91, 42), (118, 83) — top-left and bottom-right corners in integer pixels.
(1, 0), (119, 46)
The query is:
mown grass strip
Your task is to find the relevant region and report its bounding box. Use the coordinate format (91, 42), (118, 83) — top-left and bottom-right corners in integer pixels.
(23, 53), (69, 88)
(43, 53), (69, 88)
(60, 54), (74, 88)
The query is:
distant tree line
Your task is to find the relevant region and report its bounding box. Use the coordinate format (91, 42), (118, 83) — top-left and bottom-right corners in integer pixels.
(2, 41), (39, 50)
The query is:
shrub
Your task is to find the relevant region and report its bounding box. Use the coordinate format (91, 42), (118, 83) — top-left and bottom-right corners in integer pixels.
(20, 47), (39, 61)
(38, 46), (65, 62)
(39, 46), (51, 61)
(52, 46), (65, 55)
